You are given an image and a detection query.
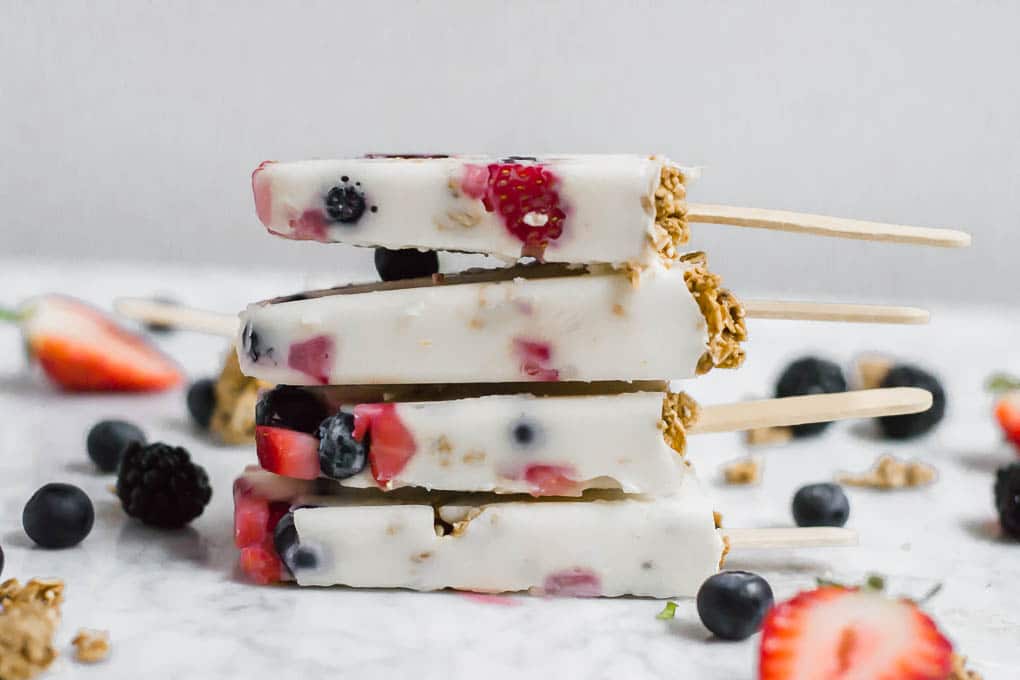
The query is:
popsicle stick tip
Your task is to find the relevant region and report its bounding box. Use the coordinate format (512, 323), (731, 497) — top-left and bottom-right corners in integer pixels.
(114, 297), (238, 337)
(688, 203), (971, 249)
(743, 300), (930, 325)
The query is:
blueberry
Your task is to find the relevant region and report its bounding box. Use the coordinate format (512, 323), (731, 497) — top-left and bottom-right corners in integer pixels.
(696, 571), (774, 640)
(877, 364), (946, 439)
(325, 182), (367, 224)
(22, 483), (95, 549)
(502, 156), (539, 162)
(86, 420), (146, 473)
(994, 462), (1020, 539)
(186, 378), (217, 430)
(274, 513), (320, 575)
(0, 543), (4, 578)
(775, 357), (848, 437)
(255, 386), (331, 435)
(792, 483), (850, 527)
(318, 412), (369, 479)
(373, 248), (440, 282)
(510, 417), (542, 448)
(241, 322), (264, 362)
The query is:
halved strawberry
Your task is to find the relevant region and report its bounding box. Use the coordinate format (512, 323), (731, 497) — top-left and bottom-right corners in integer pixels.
(9, 295), (182, 392)
(255, 426), (320, 480)
(353, 403), (416, 485)
(759, 586), (953, 680)
(994, 392), (1020, 453)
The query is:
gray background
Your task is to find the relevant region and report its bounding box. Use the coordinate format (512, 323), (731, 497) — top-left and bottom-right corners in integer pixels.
(2, 0), (1015, 305)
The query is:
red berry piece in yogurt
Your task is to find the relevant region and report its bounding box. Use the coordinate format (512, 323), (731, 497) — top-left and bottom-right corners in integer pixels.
(288, 335), (335, 385)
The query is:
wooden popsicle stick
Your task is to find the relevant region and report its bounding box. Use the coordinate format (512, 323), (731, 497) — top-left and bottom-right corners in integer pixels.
(114, 298), (237, 337)
(688, 203), (971, 248)
(724, 527), (859, 549)
(690, 387), (932, 435)
(744, 300), (930, 325)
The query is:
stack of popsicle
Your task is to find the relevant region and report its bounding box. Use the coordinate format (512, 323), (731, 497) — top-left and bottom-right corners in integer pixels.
(218, 154), (967, 597)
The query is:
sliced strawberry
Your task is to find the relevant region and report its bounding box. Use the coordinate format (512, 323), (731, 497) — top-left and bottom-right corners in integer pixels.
(542, 568), (601, 597)
(994, 392), (1020, 452)
(255, 426), (321, 480)
(354, 403), (416, 485)
(759, 587), (953, 680)
(524, 464), (580, 496)
(287, 334), (335, 384)
(15, 295), (182, 392)
(239, 541), (283, 585)
(233, 478), (269, 548)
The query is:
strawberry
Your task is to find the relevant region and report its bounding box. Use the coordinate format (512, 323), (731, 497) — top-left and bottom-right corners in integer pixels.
(460, 162), (567, 258)
(3, 295), (182, 392)
(255, 426), (321, 480)
(239, 542), (283, 585)
(353, 403), (416, 485)
(758, 586), (953, 680)
(287, 334), (335, 385)
(233, 477), (289, 584)
(523, 464), (579, 496)
(994, 392), (1020, 453)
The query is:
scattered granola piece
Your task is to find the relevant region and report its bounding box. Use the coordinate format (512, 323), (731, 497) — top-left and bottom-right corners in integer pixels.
(745, 425), (793, 447)
(0, 579), (64, 680)
(853, 353), (894, 390)
(72, 629), (110, 663)
(210, 351), (271, 444)
(839, 454), (937, 489)
(949, 654), (983, 680)
(723, 456), (760, 485)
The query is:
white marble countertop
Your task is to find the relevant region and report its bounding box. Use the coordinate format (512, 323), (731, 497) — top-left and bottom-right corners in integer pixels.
(1, 258), (1018, 679)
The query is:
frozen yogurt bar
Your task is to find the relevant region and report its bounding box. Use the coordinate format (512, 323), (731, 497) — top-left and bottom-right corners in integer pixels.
(237, 254), (745, 385)
(252, 154), (690, 266)
(254, 386), (698, 496)
(233, 467), (723, 597)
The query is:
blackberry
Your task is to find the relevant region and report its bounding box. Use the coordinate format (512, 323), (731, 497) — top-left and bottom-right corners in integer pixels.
(373, 248), (440, 282)
(325, 182), (367, 223)
(116, 442), (212, 528)
(255, 385), (330, 434)
(318, 412), (368, 479)
(775, 357), (848, 437)
(995, 462), (1020, 539)
(877, 364), (946, 439)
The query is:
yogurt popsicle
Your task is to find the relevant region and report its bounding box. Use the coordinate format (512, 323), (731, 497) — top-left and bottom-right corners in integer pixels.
(237, 255), (746, 385)
(254, 387), (699, 496)
(252, 155), (689, 267)
(233, 467), (724, 597)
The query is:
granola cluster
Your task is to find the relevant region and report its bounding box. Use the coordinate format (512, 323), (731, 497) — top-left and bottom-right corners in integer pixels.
(659, 391), (701, 454)
(681, 252), (748, 374)
(649, 164), (690, 262)
(723, 457), (761, 485)
(0, 579), (63, 680)
(211, 351), (270, 444)
(839, 454), (937, 489)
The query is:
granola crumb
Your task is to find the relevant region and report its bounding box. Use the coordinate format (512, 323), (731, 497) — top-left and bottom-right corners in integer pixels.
(649, 164), (689, 262)
(949, 654), (983, 680)
(681, 252), (747, 374)
(713, 511), (723, 528)
(854, 354), (894, 390)
(72, 629), (110, 664)
(723, 456), (761, 485)
(0, 579), (64, 680)
(745, 425), (794, 447)
(718, 534), (731, 569)
(839, 454), (937, 489)
(660, 391), (701, 454)
(212, 351), (270, 445)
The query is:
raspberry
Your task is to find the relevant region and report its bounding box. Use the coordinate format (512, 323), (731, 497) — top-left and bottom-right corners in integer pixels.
(461, 162), (567, 257)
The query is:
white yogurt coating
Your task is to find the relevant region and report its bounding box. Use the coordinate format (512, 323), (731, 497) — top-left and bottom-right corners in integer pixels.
(237, 263), (710, 385)
(273, 391), (691, 496)
(284, 475), (723, 598)
(252, 154), (683, 265)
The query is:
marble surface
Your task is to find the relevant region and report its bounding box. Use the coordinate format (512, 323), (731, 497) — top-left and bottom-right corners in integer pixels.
(1, 258), (1018, 679)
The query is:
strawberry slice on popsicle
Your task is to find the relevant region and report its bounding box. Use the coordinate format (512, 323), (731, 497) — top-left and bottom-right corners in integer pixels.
(3, 295), (183, 392)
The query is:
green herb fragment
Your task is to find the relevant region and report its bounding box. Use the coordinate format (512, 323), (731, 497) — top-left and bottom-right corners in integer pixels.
(864, 574), (886, 592)
(0, 307), (23, 323)
(656, 601), (678, 620)
(987, 373), (1020, 393)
